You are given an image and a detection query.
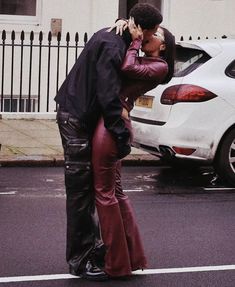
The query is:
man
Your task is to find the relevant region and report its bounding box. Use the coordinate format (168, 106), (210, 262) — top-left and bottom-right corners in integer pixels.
(55, 3), (162, 281)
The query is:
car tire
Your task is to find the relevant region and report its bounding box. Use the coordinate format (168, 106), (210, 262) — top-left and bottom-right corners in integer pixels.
(214, 128), (235, 186)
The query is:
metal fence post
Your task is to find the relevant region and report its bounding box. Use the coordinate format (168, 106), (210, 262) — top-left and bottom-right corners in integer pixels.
(1, 30), (6, 112)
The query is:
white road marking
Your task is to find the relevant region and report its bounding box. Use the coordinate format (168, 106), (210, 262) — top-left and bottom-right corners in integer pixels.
(124, 189), (143, 192)
(203, 187), (235, 191)
(0, 189), (143, 195)
(0, 191), (17, 195)
(0, 274), (77, 283)
(133, 264), (235, 275)
(1, 265), (235, 283)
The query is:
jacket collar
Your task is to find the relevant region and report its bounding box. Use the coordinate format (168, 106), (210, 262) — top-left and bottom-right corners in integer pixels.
(122, 29), (132, 47)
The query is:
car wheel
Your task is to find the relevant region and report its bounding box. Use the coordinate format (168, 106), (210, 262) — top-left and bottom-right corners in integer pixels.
(214, 129), (235, 186)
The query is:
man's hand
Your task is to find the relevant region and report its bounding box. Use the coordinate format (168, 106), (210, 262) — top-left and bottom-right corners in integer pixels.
(115, 127), (131, 159)
(128, 17), (143, 41)
(117, 141), (131, 159)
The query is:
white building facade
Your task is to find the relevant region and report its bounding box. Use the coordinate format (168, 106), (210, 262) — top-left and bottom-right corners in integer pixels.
(0, 0), (235, 113)
(1, 0), (233, 40)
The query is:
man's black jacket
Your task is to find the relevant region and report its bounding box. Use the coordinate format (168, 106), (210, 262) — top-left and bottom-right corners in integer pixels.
(55, 28), (132, 147)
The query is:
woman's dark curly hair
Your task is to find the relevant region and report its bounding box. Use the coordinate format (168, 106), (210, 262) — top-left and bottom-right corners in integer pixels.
(129, 3), (163, 30)
(160, 27), (176, 84)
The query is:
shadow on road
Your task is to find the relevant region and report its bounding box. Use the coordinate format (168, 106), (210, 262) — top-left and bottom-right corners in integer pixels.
(153, 165), (234, 191)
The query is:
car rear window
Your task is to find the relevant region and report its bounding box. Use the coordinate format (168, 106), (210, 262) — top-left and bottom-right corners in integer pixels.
(174, 46), (211, 77)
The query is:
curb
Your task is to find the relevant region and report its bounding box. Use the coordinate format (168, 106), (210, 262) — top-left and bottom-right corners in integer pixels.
(0, 112), (56, 120)
(0, 154), (162, 167)
(0, 114), (162, 167)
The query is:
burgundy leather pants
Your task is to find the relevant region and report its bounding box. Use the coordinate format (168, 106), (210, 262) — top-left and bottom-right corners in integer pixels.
(92, 117), (147, 277)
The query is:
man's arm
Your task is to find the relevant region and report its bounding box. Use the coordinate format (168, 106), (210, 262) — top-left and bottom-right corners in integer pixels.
(96, 43), (131, 159)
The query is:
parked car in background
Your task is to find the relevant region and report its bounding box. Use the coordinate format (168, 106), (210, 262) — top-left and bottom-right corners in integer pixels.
(131, 39), (235, 186)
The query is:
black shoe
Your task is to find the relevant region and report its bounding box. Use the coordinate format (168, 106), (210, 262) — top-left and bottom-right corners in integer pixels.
(81, 260), (109, 281)
(69, 266), (80, 276)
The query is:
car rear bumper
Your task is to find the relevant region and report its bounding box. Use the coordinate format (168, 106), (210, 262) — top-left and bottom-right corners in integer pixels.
(131, 97), (235, 163)
(131, 118), (215, 162)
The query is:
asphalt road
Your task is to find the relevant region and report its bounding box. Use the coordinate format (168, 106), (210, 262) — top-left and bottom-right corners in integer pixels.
(1, 166), (235, 287)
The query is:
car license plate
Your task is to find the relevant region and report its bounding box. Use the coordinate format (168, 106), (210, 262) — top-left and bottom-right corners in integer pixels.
(135, 95), (154, 108)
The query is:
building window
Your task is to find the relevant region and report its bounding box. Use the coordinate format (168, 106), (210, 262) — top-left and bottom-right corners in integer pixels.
(0, 0), (41, 24)
(119, 0), (162, 18)
(1, 97), (38, 112)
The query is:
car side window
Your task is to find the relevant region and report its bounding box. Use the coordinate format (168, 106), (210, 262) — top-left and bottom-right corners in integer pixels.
(174, 47), (210, 77)
(225, 60), (235, 78)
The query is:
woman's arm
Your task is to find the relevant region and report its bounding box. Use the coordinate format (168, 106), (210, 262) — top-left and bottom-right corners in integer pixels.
(121, 18), (168, 81)
(121, 43), (168, 81)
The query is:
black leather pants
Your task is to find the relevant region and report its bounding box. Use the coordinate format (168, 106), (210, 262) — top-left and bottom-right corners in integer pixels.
(57, 110), (103, 275)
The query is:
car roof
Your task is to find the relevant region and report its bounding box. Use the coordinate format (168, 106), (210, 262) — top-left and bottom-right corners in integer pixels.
(176, 39), (235, 57)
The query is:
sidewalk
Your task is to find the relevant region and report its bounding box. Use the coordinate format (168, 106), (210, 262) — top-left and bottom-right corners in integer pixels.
(0, 113), (160, 167)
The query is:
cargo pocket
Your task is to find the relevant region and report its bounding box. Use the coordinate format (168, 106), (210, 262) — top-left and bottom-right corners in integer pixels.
(66, 138), (90, 160)
(64, 138), (91, 177)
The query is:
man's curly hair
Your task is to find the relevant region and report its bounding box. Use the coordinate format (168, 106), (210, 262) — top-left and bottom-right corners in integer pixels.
(129, 3), (163, 30)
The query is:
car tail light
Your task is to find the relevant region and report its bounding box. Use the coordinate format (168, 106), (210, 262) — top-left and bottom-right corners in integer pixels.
(161, 84), (217, 105)
(172, 146), (196, 155)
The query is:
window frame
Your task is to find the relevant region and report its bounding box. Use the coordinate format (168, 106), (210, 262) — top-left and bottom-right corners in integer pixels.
(119, 0), (163, 19)
(225, 60), (235, 79)
(0, 0), (42, 25)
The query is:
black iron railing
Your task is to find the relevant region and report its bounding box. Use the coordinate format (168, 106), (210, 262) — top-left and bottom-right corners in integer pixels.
(0, 30), (87, 113)
(0, 31), (228, 113)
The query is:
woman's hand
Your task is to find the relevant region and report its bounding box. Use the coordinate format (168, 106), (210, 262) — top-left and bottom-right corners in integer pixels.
(128, 17), (143, 41)
(107, 19), (128, 35)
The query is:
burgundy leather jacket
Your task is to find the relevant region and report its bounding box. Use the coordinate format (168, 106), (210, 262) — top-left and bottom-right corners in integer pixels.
(120, 38), (168, 112)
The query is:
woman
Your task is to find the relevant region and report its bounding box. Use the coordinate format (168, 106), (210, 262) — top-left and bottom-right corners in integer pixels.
(120, 23), (175, 114)
(92, 20), (175, 279)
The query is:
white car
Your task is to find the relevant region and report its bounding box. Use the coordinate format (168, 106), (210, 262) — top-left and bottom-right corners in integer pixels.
(131, 39), (235, 186)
